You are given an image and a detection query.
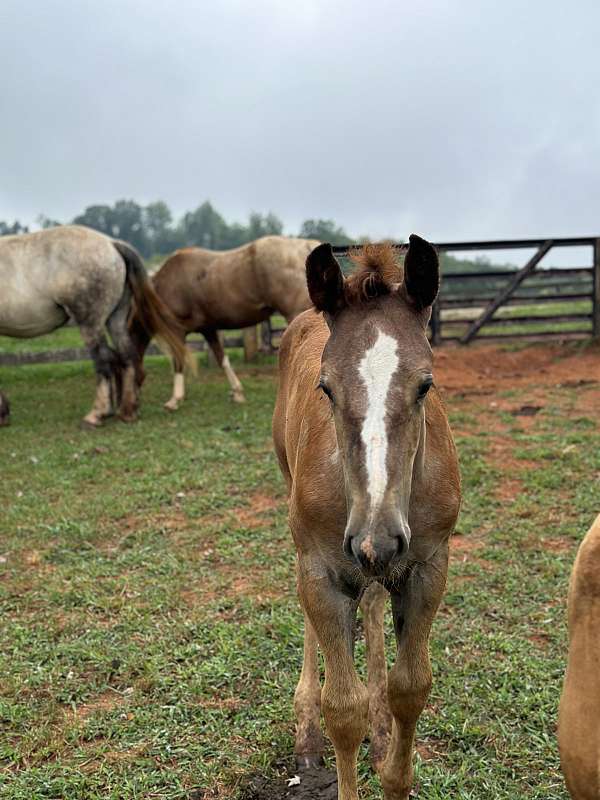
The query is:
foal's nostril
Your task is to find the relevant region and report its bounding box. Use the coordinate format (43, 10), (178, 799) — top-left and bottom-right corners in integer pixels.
(343, 534), (354, 559)
(394, 532), (407, 557)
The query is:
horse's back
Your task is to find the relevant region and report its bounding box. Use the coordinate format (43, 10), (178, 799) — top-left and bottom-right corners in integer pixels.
(255, 237), (319, 320)
(0, 225), (123, 337)
(559, 513), (600, 799)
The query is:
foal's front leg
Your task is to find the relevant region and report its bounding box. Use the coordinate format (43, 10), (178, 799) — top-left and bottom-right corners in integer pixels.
(361, 582), (393, 769)
(294, 613), (325, 769)
(380, 550), (448, 800)
(298, 562), (368, 800)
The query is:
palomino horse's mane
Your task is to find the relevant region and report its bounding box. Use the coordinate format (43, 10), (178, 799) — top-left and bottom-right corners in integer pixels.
(344, 243), (403, 306)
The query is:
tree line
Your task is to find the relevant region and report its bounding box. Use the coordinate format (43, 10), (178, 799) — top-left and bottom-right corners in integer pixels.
(1, 203), (516, 277)
(0, 200), (354, 258)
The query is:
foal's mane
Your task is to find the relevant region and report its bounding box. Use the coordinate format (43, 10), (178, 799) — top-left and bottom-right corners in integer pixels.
(344, 243), (402, 306)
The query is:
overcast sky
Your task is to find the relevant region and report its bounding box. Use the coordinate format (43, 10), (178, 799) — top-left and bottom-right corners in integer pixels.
(1, 0), (599, 244)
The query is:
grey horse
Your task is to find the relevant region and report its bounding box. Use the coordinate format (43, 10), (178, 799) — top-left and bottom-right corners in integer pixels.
(0, 225), (186, 426)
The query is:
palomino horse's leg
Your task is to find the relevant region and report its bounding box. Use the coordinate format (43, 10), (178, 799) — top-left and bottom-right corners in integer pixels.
(106, 300), (139, 423)
(294, 613), (325, 769)
(361, 582), (393, 770)
(204, 329), (245, 404)
(380, 550), (448, 800)
(298, 563), (368, 800)
(164, 335), (188, 411)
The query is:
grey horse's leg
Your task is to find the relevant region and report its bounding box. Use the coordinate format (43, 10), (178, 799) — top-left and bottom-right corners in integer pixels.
(106, 294), (139, 423)
(63, 292), (120, 427)
(203, 329), (245, 404)
(0, 391), (10, 426)
(79, 327), (119, 427)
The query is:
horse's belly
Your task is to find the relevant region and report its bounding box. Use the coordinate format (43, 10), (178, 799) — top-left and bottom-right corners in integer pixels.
(0, 300), (68, 338)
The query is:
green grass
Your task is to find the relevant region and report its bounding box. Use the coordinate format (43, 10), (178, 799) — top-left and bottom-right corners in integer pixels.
(0, 328), (85, 354)
(1, 353), (598, 798)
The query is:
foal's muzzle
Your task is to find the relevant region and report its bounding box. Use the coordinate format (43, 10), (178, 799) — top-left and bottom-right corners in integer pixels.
(344, 520), (411, 576)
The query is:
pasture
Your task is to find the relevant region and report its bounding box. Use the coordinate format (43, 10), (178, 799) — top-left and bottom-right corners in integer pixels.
(1, 340), (599, 799)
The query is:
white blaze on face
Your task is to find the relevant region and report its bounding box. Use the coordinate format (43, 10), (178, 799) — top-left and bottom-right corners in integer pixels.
(358, 329), (399, 515)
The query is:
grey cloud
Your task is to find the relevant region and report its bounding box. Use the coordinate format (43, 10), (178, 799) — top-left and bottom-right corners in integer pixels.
(1, 0), (599, 244)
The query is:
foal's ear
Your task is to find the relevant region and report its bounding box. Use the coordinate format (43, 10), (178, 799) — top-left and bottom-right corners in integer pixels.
(402, 234), (439, 310)
(306, 243), (346, 316)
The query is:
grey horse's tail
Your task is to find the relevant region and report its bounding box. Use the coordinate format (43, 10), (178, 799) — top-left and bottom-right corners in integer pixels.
(112, 240), (189, 371)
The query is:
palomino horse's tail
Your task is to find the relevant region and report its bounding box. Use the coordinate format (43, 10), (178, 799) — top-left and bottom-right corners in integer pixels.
(113, 241), (189, 372)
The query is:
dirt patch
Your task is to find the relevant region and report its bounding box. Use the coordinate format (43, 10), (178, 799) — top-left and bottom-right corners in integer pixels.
(449, 532), (492, 573)
(435, 341), (600, 397)
(534, 536), (574, 554)
(449, 532), (484, 556)
(416, 737), (448, 761)
(233, 493), (282, 530)
(241, 766), (338, 800)
(69, 689), (123, 721)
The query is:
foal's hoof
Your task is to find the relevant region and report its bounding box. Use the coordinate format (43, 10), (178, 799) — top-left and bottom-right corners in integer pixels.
(231, 391), (246, 404)
(164, 399), (179, 411)
(295, 754), (325, 771)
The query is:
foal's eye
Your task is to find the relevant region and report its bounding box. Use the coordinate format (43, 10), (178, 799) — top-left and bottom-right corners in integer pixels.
(318, 380), (334, 403)
(417, 377), (433, 402)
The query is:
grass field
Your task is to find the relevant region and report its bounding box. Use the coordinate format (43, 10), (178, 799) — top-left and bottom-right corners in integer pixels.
(1, 345), (599, 799)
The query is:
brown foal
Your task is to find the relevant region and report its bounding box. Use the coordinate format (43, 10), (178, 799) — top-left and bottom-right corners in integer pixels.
(273, 236), (461, 799)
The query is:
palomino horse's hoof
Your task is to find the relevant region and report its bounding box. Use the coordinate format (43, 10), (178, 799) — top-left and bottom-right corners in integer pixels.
(164, 399), (179, 411)
(231, 392), (246, 404)
(81, 415), (104, 429)
(295, 754), (325, 771)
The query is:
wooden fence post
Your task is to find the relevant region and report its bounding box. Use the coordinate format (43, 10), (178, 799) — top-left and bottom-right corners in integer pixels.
(593, 238), (600, 339)
(430, 299), (442, 346)
(243, 325), (259, 362)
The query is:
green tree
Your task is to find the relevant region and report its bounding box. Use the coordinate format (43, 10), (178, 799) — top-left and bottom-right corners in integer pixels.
(144, 201), (179, 255)
(73, 200), (150, 255)
(299, 218), (353, 244)
(37, 214), (61, 229)
(180, 201), (228, 249)
(0, 220), (28, 235)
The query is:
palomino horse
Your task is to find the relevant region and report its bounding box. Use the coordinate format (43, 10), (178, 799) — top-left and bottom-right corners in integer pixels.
(273, 236), (461, 799)
(0, 226), (186, 426)
(558, 512), (600, 799)
(129, 235), (319, 409)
